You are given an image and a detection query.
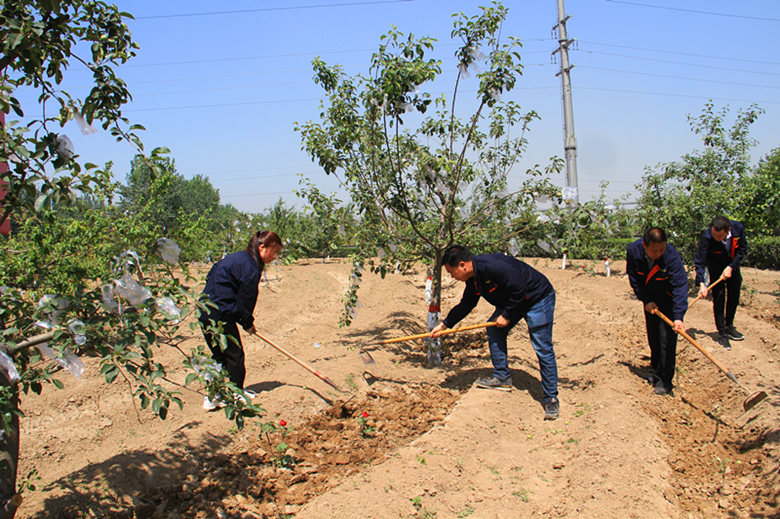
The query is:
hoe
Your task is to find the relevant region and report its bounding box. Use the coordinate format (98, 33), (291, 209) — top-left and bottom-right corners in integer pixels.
(359, 322), (496, 365)
(651, 308), (767, 411)
(254, 331), (348, 393)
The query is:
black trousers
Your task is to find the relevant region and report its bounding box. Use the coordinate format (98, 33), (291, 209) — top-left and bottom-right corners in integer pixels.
(644, 304), (677, 389)
(202, 320), (246, 388)
(709, 266), (741, 332)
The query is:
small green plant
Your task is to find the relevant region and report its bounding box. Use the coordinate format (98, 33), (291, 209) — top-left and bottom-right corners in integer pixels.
(742, 285), (758, 306)
(574, 403), (590, 417)
(513, 488), (530, 502)
(272, 441), (296, 468)
(17, 469), (41, 494)
(416, 454), (427, 465)
(411, 495), (423, 509)
(457, 505), (475, 518)
(259, 419), (291, 452)
(356, 411), (375, 437)
(345, 373), (358, 389)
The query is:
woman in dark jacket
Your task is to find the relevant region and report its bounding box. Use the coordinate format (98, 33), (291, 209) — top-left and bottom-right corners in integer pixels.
(199, 231), (282, 409)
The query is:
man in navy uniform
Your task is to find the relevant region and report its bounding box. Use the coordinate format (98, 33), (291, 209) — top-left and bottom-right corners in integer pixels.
(626, 227), (688, 395)
(694, 216), (748, 342)
(431, 245), (559, 420)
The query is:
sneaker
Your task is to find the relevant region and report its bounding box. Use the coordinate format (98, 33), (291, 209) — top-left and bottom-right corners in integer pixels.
(724, 326), (744, 341)
(544, 398), (560, 421)
(475, 376), (513, 391)
(236, 390), (257, 404)
(203, 396), (227, 411)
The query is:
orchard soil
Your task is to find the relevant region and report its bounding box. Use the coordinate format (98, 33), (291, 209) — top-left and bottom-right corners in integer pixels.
(17, 258), (780, 518)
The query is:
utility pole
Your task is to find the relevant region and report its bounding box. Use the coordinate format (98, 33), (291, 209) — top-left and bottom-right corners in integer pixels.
(552, 0), (579, 205)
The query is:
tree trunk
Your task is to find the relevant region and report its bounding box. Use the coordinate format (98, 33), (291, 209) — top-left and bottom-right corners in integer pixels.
(0, 370), (20, 519)
(425, 254), (444, 367)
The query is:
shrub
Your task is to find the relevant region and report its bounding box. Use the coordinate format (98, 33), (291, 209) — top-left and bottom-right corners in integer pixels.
(743, 235), (780, 270)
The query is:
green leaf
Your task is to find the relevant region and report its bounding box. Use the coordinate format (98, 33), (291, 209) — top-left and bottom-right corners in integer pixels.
(104, 368), (118, 384)
(34, 194), (50, 212)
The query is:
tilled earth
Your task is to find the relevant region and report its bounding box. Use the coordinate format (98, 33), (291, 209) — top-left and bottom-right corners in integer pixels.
(17, 258), (780, 518)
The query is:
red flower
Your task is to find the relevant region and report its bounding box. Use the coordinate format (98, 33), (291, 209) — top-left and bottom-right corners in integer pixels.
(279, 420), (287, 427)
(361, 411), (369, 418)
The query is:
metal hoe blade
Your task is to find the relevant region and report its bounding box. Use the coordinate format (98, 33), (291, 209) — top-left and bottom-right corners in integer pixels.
(358, 349), (375, 365)
(743, 390), (768, 412)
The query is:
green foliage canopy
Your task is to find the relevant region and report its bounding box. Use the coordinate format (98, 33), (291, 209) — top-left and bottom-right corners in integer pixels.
(296, 2), (563, 343)
(635, 102), (768, 262)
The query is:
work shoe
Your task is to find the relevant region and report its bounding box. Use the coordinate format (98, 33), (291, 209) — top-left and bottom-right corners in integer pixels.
(724, 326), (744, 341)
(475, 376), (513, 391)
(203, 396), (227, 411)
(653, 380), (671, 396)
(544, 397), (560, 421)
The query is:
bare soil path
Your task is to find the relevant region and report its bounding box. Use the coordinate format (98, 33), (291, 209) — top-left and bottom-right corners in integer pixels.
(17, 258), (779, 518)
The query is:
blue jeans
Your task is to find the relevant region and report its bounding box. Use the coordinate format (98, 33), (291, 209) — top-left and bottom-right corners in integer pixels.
(487, 290), (558, 400)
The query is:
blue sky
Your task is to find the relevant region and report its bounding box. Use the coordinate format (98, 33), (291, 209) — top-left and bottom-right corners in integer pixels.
(24, 0), (780, 213)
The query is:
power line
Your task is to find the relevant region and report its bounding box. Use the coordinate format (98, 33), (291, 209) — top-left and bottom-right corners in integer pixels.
(578, 65), (780, 90)
(222, 190), (298, 199)
(123, 47), (552, 70)
(122, 85), (562, 112)
(123, 63), (551, 89)
(576, 49), (780, 77)
(132, 0), (415, 20)
(123, 49), (374, 68)
(125, 97), (322, 112)
(578, 40), (780, 66)
(604, 0), (780, 22)
(576, 85), (780, 105)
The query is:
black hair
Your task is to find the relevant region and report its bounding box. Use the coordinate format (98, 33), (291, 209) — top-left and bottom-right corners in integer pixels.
(246, 231), (283, 266)
(711, 216), (731, 232)
(642, 227), (667, 245)
(441, 245), (473, 267)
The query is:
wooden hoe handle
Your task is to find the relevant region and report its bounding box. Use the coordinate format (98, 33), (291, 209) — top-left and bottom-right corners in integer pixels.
(253, 331), (345, 392)
(689, 275), (726, 308)
(380, 322), (497, 345)
(650, 308), (732, 376)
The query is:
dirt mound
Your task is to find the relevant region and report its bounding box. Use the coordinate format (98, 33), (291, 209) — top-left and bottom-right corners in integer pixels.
(17, 258), (780, 518)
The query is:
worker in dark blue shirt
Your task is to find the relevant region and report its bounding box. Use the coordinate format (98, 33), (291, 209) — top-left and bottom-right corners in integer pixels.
(626, 227), (688, 395)
(198, 231), (282, 410)
(431, 245), (559, 420)
(694, 216), (748, 343)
